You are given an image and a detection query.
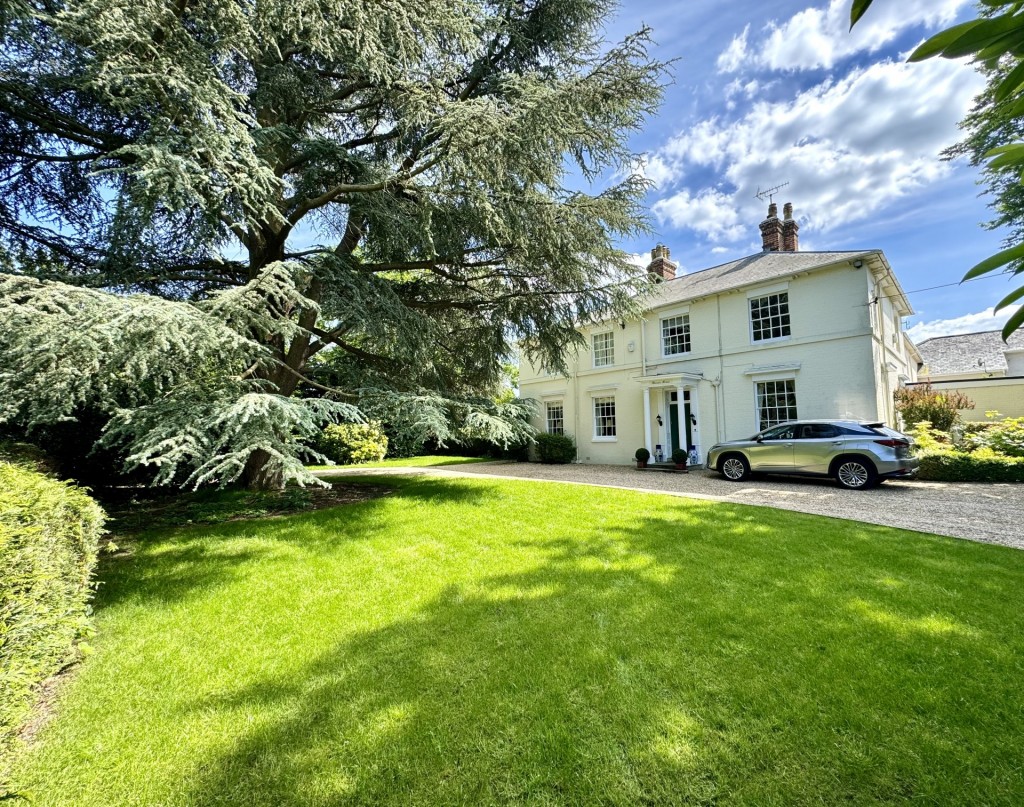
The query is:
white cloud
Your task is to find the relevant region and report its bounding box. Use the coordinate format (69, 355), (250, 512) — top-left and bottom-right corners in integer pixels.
(638, 153), (680, 188)
(647, 56), (984, 242)
(717, 25), (750, 73)
(907, 305), (1021, 342)
(717, 0), (970, 73)
(653, 188), (747, 242)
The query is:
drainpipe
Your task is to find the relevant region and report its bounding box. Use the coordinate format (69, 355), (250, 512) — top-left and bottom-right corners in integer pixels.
(716, 294), (727, 442)
(573, 369), (580, 462)
(640, 316), (647, 377)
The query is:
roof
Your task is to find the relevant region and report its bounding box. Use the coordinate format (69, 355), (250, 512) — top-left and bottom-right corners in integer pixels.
(916, 329), (1024, 376)
(641, 250), (878, 310)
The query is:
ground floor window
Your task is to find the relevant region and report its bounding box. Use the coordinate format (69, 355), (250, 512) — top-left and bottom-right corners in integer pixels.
(545, 402), (564, 435)
(756, 379), (797, 430)
(593, 396), (616, 438)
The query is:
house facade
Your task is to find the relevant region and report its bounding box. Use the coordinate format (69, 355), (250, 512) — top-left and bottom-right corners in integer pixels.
(519, 203), (919, 465)
(911, 330), (1024, 420)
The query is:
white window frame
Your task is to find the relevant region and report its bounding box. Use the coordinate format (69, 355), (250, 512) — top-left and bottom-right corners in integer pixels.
(661, 313), (691, 357)
(592, 396), (617, 441)
(754, 378), (798, 431)
(592, 331), (615, 368)
(545, 401), (565, 435)
(749, 291), (791, 343)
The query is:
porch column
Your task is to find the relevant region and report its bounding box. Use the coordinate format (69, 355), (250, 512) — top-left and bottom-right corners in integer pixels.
(676, 383), (687, 457)
(687, 384), (702, 466)
(643, 386), (652, 455)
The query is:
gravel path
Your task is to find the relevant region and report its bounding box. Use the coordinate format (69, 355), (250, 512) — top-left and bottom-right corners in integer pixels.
(318, 462), (1024, 550)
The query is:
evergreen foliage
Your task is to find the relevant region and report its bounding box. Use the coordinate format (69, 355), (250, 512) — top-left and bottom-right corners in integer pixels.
(0, 460), (105, 783)
(0, 0), (667, 488)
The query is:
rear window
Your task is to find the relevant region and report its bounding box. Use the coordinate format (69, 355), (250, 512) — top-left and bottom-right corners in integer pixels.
(874, 425), (909, 441)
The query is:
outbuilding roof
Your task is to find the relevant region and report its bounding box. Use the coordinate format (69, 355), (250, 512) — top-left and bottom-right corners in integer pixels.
(641, 250), (879, 309)
(916, 329), (1024, 376)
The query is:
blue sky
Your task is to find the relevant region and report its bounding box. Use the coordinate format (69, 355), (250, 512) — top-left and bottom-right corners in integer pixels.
(600, 0), (1017, 341)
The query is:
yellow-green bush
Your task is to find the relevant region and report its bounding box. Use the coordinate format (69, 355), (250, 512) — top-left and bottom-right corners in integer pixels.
(315, 421), (388, 465)
(0, 461), (105, 777)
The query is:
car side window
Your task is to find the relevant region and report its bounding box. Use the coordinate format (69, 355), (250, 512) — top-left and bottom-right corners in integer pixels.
(761, 425), (795, 440)
(798, 424), (838, 439)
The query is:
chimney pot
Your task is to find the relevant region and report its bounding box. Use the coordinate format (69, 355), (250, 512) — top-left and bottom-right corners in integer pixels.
(781, 202), (799, 251)
(646, 244), (677, 282)
(759, 203), (782, 252)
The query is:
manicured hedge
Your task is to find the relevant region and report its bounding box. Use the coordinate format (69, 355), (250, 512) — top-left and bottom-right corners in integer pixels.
(916, 451), (1024, 483)
(535, 432), (576, 464)
(1, 461), (104, 776)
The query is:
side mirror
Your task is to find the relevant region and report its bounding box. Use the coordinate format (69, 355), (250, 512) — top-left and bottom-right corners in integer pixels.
(754, 435), (764, 443)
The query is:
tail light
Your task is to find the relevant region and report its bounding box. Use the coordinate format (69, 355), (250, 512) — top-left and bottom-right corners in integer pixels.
(874, 439), (908, 448)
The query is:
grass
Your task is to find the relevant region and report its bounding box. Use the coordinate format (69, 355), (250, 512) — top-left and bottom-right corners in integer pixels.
(9, 476), (1024, 805)
(307, 454), (495, 471)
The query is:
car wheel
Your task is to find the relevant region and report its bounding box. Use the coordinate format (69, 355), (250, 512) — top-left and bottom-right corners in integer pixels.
(719, 454), (750, 482)
(834, 458), (877, 490)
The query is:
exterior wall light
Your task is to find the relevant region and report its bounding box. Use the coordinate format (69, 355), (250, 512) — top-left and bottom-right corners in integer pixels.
(656, 414), (663, 426)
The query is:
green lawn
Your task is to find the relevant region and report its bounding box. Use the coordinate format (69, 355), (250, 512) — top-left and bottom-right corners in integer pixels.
(307, 454), (495, 470)
(11, 476), (1024, 805)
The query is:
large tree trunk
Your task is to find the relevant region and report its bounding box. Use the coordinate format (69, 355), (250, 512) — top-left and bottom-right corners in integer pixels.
(242, 448), (285, 490)
(241, 242), (321, 489)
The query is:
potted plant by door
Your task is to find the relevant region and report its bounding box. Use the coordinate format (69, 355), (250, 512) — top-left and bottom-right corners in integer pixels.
(635, 447), (651, 469)
(671, 448), (688, 471)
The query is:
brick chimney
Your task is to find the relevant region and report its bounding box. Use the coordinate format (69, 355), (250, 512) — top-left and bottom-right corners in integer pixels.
(782, 202), (799, 251)
(759, 202), (782, 252)
(647, 244), (677, 282)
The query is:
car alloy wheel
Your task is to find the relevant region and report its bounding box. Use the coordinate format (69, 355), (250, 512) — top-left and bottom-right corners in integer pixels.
(721, 456), (748, 481)
(836, 460), (872, 489)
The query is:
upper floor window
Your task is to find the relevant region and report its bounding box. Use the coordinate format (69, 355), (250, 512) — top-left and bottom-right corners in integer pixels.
(546, 402), (564, 435)
(593, 396), (617, 438)
(592, 332), (614, 367)
(750, 292), (791, 342)
(661, 314), (691, 356)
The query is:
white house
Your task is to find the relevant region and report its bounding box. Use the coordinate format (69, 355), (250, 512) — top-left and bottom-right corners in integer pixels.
(519, 203), (920, 465)
(911, 330), (1024, 420)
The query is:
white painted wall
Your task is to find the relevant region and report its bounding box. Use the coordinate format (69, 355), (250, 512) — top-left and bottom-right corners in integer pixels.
(521, 257), (917, 464)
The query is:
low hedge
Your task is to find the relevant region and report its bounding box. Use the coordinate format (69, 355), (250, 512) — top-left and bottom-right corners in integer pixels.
(916, 450), (1024, 483)
(0, 461), (105, 780)
(535, 432), (576, 464)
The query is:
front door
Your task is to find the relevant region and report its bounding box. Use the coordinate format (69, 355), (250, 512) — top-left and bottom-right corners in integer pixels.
(668, 392), (692, 454)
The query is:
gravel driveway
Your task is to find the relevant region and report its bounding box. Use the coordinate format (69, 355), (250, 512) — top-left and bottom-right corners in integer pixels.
(321, 462), (1024, 550)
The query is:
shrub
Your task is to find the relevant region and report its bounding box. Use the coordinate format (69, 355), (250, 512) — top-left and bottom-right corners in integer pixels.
(671, 448), (688, 466)
(915, 450), (1024, 483)
(635, 447), (650, 462)
(907, 421), (955, 454)
(1, 461), (105, 778)
(535, 433), (576, 464)
(894, 383), (973, 432)
(315, 421), (388, 465)
(973, 415), (1024, 458)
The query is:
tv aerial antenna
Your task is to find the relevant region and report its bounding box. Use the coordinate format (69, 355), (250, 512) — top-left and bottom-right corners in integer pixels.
(754, 182), (789, 204)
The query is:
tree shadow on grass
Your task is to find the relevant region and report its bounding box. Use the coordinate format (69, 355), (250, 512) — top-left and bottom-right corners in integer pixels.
(164, 499), (1024, 806)
(94, 477), (497, 611)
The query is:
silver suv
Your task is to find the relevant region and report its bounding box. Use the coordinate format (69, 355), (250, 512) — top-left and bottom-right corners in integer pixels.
(706, 420), (919, 489)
